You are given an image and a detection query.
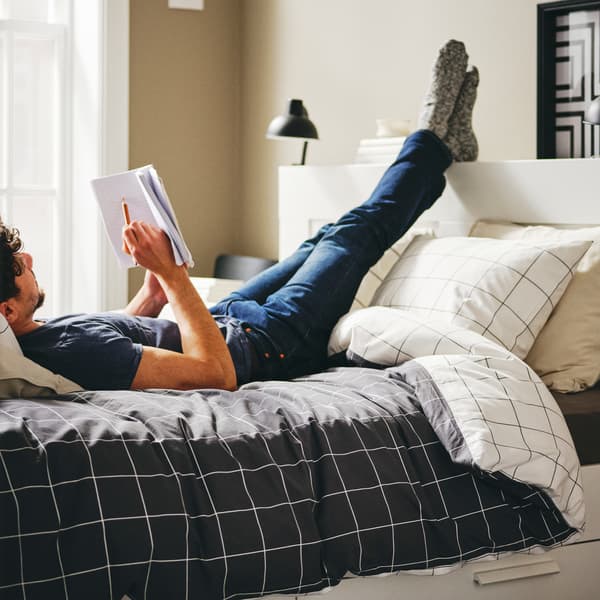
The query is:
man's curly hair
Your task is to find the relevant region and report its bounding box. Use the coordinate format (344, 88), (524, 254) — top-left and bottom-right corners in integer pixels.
(0, 217), (23, 303)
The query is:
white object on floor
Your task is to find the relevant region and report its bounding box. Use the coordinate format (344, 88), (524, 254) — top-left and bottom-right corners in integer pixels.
(158, 277), (243, 320)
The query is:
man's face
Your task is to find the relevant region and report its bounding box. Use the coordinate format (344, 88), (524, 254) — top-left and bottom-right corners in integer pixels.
(13, 252), (45, 316)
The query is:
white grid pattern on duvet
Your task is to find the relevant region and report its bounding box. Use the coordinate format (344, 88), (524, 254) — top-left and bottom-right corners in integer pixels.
(329, 308), (583, 530)
(0, 366), (578, 600)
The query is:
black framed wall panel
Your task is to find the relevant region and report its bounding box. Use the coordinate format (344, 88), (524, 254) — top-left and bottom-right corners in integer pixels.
(538, 0), (600, 158)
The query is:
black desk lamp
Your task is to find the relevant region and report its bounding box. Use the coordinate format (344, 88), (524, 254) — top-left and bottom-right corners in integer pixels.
(266, 99), (319, 165)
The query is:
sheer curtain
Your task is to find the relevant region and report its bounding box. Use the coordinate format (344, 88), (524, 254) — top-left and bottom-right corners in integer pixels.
(0, 0), (129, 316)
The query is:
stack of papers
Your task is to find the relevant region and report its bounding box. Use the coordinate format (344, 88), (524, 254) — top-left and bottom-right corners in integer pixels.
(91, 165), (194, 269)
(354, 137), (407, 164)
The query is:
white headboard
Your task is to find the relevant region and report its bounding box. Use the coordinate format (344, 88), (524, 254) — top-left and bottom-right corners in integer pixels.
(278, 159), (600, 258)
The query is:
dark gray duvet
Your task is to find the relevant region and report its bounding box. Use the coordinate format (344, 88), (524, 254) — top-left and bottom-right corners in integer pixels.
(0, 365), (579, 600)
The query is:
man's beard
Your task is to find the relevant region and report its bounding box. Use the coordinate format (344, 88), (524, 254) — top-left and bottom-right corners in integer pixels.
(30, 268), (45, 312)
(35, 288), (45, 310)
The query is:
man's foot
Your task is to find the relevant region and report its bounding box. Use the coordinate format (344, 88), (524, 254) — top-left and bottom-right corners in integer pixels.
(417, 40), (469, 140)
(443, 65), (479, 161)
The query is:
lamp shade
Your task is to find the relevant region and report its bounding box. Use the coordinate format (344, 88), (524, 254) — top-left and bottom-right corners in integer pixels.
(584, 96), (600, 124)
(266, 99), (319, 140)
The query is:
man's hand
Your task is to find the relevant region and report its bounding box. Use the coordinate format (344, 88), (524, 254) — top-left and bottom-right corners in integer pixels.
(122, 221), (183, 278)
(121, 222), (174, 318)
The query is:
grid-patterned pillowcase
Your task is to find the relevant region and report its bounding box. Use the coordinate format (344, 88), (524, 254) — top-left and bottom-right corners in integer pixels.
(0, 314), (82, 399)
(470, 221), (600, 392)
(370, 235), (591, 359)
(350, 227), (433, 311)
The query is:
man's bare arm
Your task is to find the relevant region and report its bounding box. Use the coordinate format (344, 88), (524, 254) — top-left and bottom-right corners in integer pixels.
(123, 221), (237, 391)
(123, 271), (168, 317)
(131, 346), (234, 390)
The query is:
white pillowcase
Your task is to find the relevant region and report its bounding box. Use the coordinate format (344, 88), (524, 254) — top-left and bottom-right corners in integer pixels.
(370, 235), (591, 359)
(0, 313), (22, 354)
(0, 314), (82, 399)
(350, 227), (433, 311)
(329, 306), (510, 366)
(470, 221), (600, 392)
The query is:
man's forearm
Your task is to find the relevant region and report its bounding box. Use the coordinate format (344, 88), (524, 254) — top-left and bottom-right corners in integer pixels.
(158, 267), (237, 389)
(123, 272), (168, 317)
(123, 286), (164, 317)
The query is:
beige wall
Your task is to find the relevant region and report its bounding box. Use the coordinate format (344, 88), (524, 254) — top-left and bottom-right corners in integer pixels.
(129, 0), (241, 294)
(239, 0), (543, 260)
(129, 0), (545, 296)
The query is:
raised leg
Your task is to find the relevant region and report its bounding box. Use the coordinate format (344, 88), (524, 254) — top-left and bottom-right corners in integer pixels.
(222, 130), (452, 379)
(210, 223), (333, 314)
(217, 39), (478, 382)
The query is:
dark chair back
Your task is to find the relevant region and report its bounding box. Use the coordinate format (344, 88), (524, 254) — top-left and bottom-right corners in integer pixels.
(213, 254), (277, 281)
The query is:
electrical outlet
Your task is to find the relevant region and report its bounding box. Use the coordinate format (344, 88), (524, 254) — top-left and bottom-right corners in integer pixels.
(168, 0), (204, 10)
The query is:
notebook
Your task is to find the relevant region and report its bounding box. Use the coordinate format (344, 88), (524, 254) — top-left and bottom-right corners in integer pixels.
(91, 165), (194, 268)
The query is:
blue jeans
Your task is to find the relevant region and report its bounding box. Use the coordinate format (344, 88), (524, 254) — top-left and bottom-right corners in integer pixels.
(210, 130), (452, 381)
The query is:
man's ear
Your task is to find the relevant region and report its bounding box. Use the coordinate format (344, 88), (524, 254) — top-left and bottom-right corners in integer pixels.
(0, 300), (16, 324)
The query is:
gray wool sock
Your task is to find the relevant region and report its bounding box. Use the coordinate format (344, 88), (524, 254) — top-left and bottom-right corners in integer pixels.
(417, 40), (469, 140)
(443, 66), (479, 162)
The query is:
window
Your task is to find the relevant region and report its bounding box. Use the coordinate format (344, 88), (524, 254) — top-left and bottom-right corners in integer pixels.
(0, 1), (68, 317)
(0, 0), (129, 316)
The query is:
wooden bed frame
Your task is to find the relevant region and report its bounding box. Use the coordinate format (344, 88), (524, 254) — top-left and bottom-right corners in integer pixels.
(269, 158), (600, 600)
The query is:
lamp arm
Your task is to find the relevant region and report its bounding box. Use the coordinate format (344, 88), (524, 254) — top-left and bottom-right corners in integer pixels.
(300, 140), (308, 166)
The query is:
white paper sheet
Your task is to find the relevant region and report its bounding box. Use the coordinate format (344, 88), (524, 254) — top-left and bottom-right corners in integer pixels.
(91, 165), (194, 269)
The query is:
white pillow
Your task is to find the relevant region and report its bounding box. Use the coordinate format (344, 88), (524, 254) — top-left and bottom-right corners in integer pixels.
(329, 306), (510, 366)
(350, 227), (434, 311)
(370, 235), (591, 359)
(0, 313), (22, 354)
(470, 221), (600, 392)
(0, 314), (83, 399)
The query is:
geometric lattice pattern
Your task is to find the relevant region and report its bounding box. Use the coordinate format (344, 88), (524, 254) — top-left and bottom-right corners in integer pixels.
(555, 8), (600, 157)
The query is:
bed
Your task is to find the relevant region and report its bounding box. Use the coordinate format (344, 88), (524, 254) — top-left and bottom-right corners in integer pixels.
(276, 157), (600, 600)
(1, 158), (599, 600)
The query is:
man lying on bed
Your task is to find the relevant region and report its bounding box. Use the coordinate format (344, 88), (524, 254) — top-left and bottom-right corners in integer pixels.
(0, 40), (479, 391)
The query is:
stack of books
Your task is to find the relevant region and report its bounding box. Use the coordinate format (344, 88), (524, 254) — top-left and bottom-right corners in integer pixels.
(354, 137), (406, 164)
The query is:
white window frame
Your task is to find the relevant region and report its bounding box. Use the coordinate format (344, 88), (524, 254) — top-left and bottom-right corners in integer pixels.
(0, 18), (69, 315)
(71, 0), (129, 312)
(0, 0), (128, 315)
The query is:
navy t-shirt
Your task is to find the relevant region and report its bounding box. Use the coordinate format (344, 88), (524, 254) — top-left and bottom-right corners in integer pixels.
(17, 313), (254, 390)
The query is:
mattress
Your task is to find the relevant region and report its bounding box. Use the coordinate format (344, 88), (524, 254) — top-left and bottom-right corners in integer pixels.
(553, 388), (600, 465)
